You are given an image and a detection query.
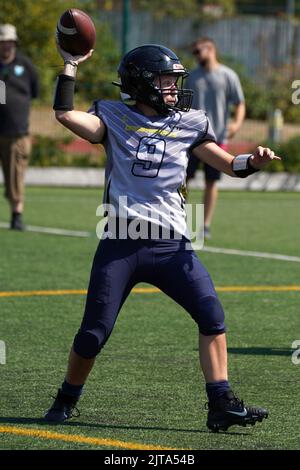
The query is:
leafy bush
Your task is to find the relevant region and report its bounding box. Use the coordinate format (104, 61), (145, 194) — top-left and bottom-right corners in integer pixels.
(221, 57), (300, 123)
(0, 0), (120, 104)
(263, 135), (300, 173)
(30, 136), (105, 168)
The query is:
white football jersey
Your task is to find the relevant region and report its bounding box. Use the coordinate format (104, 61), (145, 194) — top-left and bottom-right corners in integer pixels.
(89, 100), (216, 236)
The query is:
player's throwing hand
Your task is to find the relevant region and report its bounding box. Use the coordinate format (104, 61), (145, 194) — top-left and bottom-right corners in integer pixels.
(56, 35), (93, 66)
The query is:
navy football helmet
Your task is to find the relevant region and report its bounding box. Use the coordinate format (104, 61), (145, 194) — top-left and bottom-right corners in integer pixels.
(113, 44), (193, 115)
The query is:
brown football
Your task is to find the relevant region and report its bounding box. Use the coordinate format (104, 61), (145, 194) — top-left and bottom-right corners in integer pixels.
(56, 9), (96, 56)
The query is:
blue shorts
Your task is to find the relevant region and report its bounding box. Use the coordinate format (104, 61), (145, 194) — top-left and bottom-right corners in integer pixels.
(73, 237), (226, 358)
(187, 143), (228, 182)
(187, 154), (221, 181)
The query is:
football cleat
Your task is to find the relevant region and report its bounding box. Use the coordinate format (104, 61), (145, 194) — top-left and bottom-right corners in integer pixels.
(203, 226), (211, 240)
(206, 390), (268, 432)
(10, 213), (25, 231)
(44, 389), (80, 423)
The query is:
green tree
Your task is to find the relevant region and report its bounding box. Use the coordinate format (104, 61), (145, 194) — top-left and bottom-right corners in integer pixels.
(235, 0), (300, 16)
(136, 0), (235, 18)
(0, 0), (120, 103)
(135, 0), (199, 19)
(202, 0), (235, 16)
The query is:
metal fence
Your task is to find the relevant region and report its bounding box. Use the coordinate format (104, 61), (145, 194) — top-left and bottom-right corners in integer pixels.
(9, 11), (300, 167)
(101, 12), (300, 76)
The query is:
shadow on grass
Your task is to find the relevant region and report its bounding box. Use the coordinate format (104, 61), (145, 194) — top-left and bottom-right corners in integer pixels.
(0, 416), (249, 436)
(227, 347), (293, 357)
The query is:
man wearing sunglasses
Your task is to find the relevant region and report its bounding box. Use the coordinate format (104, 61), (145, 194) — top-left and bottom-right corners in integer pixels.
(186, 37), (245, 240)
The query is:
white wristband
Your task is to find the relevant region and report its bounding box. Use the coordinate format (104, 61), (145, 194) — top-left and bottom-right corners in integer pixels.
(232, 154), (252, 172)
(63, 62), (78, 78)
(232, 154), (259, 178)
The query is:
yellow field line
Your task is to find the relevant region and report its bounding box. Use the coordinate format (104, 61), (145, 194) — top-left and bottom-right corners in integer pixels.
(0, 289), (87, 298)
(0, 288), (159, 298)
(0, 425), (178, 450)
(0, 285), (299, 299)
(216, 285), (300, 292)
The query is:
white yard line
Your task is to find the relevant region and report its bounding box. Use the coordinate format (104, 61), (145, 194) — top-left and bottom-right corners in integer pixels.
(202, 246), (300, 263)
(0, 222), (91, 238)
(1, 221), (299, 262)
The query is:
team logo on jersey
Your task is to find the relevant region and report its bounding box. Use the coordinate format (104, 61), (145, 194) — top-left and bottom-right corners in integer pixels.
(14, 65), (24, 76)
(125, 124), (177, 137)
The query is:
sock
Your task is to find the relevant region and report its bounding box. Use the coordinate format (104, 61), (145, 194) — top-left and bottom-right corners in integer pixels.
(61, 379), (84, 399)
(206, 380), (230, 405)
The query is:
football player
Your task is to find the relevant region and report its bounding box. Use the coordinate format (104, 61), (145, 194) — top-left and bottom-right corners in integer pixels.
(44, 43), (280, 432)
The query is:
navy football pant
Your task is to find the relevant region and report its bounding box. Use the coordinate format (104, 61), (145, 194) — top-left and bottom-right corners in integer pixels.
(73, 237), (226, 359)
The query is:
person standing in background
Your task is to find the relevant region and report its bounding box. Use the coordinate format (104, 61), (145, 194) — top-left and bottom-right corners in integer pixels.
(186, 37), (245, 240)
(0, 24), (39, 230)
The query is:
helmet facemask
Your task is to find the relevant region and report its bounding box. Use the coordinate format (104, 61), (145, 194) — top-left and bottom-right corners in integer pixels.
(150, 73), (193, 114)
(125, 69), (193, 115)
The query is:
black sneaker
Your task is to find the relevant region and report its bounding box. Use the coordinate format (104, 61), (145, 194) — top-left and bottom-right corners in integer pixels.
(44, 389), (80, 423)
(206, 390), (268, 432)
(204, 226), (211, 240)
(10, 213), (25, 231)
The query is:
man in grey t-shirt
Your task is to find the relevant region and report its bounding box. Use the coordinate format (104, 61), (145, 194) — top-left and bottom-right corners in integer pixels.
(186, 37), (245, 239)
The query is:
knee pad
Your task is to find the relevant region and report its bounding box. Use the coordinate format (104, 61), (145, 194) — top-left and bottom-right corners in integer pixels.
(193, 295), (226, 336)
(73, 323), (109, 359)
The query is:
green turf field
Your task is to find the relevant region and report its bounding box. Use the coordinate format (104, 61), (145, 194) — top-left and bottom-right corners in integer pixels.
(0, 187), (299, 450)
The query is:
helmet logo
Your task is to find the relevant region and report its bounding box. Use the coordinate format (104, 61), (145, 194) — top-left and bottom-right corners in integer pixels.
(173, 63), (184, 71)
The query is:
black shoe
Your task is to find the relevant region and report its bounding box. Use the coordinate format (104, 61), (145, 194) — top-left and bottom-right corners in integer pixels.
(10, 213), (25, 231)
(206, 390), (268, 432)
(44, 389), (80, 423)
(204, 226), (211, 240)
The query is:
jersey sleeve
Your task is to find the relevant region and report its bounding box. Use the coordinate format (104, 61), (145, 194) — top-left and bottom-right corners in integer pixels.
(88, 99), (113, 129)
(204, 116), (217, 142)
(188, 111), (217, 151)
(88, 100), (103, 118)
(87, 100), (107, 143)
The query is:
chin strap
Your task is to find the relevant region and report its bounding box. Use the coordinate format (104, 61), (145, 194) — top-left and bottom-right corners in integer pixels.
(120, 91), (136, 105)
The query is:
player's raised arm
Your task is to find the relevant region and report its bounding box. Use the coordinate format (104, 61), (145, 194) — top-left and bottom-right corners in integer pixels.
(53, 44), (106, 144)
(192, 140), (281, 177)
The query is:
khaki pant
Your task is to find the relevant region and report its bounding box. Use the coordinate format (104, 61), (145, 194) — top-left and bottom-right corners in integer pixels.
(0, 135), (31, 205)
